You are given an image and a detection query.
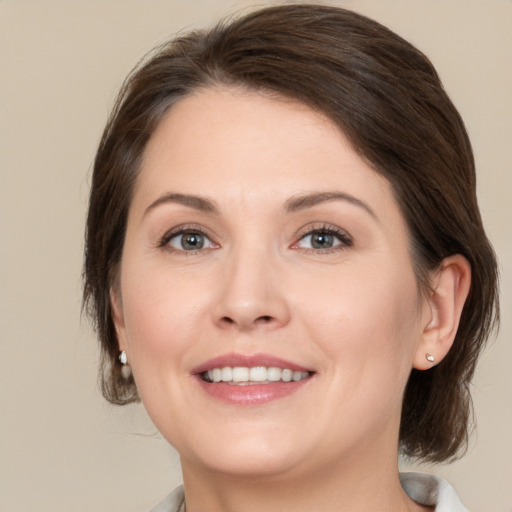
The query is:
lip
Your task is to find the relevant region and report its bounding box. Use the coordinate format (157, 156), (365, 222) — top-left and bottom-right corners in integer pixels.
(192, 352), (314, 406)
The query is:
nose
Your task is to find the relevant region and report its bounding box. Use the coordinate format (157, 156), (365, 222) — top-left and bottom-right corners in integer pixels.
(212, 247), (291, 332)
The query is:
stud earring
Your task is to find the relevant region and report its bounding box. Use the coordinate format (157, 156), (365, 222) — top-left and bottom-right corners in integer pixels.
(119, 350), (132, 378)
(119, 350), (128, 365)
(426, 353), (435, 363)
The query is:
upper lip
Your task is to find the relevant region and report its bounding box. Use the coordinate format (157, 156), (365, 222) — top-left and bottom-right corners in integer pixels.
(191, 352), (313, 375)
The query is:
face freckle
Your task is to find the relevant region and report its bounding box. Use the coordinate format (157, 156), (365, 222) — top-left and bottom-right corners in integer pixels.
(113, 86), (429, 479)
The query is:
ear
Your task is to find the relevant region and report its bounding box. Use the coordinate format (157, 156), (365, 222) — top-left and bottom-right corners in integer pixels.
(413, 254), (471, 370)
(110, 287), (127, 352)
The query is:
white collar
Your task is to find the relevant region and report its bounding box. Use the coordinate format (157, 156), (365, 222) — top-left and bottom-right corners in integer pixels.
(149, 472), (469, 511)
(400, 472), (469, 511)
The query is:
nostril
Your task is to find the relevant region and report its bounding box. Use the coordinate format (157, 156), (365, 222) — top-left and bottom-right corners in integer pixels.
(217, 313), (281, 330)
(257, 315), (273, 323)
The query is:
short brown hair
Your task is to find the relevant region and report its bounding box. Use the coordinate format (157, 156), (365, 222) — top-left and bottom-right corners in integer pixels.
(83, 4), (499, 463)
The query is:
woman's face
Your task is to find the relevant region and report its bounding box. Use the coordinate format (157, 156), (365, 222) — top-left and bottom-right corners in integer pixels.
(113, 87), (431, 479)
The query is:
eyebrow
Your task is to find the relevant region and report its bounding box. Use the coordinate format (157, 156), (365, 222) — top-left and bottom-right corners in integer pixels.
(284, 192), (377, 219)
(143, 193), (219, 217)
(143, 191), (376, 219)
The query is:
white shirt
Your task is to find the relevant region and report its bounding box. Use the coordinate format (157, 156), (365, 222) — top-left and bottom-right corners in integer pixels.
(400, 472), (469, 511)
(148, 472), (469, 511)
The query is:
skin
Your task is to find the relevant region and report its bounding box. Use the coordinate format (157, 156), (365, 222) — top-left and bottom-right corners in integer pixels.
(112, 87), (470, 512)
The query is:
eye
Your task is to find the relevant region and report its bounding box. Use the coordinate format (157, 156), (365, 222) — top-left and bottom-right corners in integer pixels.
(294, 226), (352, 251)
(162, 228), (216, 252)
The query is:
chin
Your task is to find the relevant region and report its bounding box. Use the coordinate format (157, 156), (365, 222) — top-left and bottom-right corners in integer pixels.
(176, 428), (308, 479)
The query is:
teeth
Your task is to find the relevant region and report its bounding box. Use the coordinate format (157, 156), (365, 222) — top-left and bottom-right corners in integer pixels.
(232, 367), (249, 382)
(267, 367), (282, 381)
(221, 367), (232, 382)
(202, 366), (310, 384)
(282, 369), (293, 382)
(292, 370), (304, 381)
(249, 366), (267, 381)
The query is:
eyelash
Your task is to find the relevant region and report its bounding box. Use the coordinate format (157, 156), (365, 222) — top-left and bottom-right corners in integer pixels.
(293, 223), (353, 253)
(158, 223), (353, 254)
(158, 224), (218, 254)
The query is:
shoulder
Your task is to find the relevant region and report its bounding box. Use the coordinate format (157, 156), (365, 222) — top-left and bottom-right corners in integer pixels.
(146, 485), (185, 512)
(400, 472), (469, 511)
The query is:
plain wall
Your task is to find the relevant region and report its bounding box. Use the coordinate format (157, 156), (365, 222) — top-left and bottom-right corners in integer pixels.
(0, 1), (510, 511)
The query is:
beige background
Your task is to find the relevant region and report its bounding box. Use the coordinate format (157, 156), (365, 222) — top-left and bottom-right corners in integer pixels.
(0, 1), (510, 511)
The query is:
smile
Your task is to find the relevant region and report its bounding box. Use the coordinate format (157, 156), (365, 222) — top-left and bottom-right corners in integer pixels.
(201, 366), (311, 384)
(193, 354), (314, 405)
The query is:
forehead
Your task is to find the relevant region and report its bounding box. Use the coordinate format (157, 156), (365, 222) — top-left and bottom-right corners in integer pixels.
(132, 86), (398, 222)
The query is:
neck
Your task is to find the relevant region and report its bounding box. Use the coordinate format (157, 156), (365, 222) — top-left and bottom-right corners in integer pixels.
(180, 446), (428, 512)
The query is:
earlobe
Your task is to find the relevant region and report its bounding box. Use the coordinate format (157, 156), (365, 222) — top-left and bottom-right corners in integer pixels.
(110, 287), (127, 351)
(413, 254), (471, 370)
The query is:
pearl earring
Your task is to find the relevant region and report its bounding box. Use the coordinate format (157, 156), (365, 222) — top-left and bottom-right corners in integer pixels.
(426, 353), (435, 363)
(119, 350), (128, 365)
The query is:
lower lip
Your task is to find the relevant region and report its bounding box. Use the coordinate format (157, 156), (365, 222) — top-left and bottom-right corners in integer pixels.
(195, 377), (312, 405)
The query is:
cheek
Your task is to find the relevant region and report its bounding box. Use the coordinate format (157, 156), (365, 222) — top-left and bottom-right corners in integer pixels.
(119, 261), (210, 368)
(298, 260), (422, 372)
(118, 264), (214, 430)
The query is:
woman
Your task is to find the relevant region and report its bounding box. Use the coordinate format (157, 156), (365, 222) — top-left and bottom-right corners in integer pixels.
(83, 4), (499, 511)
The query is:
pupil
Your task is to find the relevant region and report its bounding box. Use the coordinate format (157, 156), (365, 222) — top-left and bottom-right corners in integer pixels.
(311, 232), (333, 249)
(182, 232), (204, 250)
